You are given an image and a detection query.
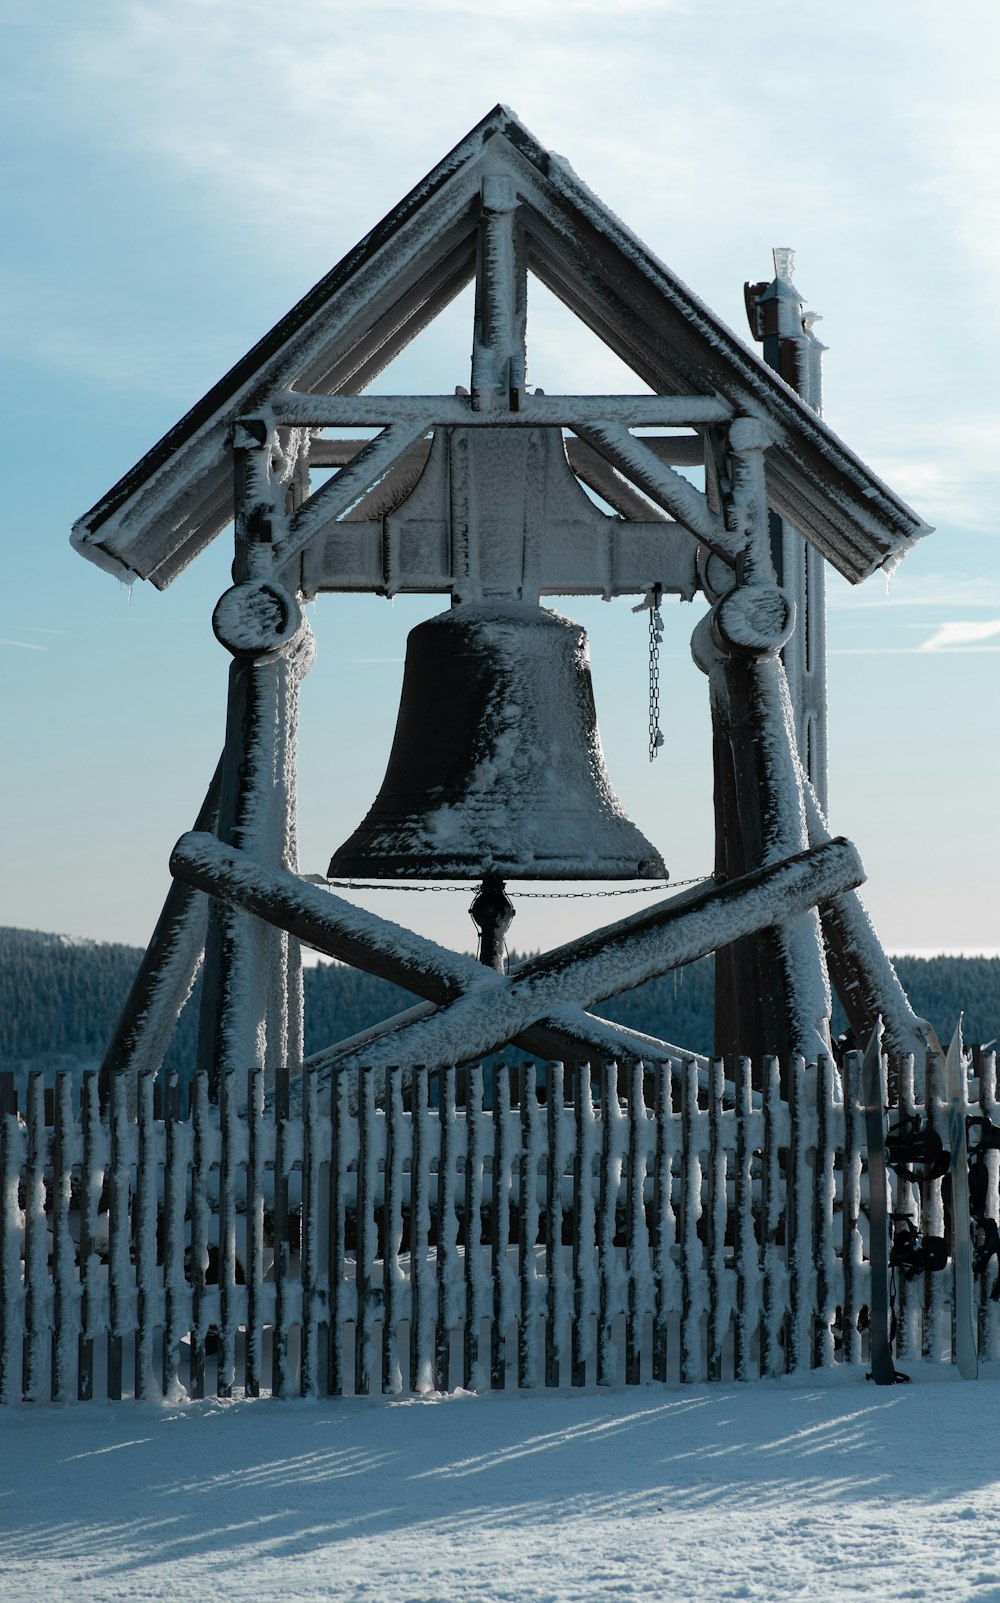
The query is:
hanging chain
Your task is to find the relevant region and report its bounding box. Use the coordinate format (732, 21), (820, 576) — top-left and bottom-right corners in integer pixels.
(320, 874), (711, 898)
(648, 583), (664, 762)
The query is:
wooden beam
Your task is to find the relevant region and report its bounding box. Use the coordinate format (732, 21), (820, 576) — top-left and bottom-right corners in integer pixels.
(171, 830), (864, 1073)
(272, 392), (734, 428)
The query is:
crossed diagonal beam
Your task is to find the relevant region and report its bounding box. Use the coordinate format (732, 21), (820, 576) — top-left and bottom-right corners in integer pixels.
(170, 832), (864, 1074)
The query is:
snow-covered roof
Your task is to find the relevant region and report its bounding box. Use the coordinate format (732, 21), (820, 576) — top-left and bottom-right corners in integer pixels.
(72, 105), (929, 589)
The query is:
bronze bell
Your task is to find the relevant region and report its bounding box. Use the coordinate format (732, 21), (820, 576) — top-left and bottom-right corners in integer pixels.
(328, 601), (666, 882)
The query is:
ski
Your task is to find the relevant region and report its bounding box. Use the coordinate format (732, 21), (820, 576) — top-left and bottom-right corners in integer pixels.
(930, 1020), (978, 1380)
(860, 1024), (898, 1385)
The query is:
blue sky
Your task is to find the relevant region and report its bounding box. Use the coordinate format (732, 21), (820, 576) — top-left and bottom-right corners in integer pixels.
(3, 0), (999, 960)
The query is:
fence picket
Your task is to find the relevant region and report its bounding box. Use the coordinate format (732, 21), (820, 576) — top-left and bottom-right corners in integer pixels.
(572, 1063), (597, 1387)
(24, 1072), (48, 1401)
(761, 1055), (785, 1378)
(545, 1061), (565, 1388)
(356, 1065), (377, 1397)
(163, 1070), (187, 1400)
(245, 1065), (265, 1398)
(679, 1057), (702, 1384)
(979, 1051), (1000, 1362)
(625, 1060), (647, 1385)
(190, 1070), (210, 1400)
(107, 1070), (131, 1401)
(841, 1051), (863, 1367)
(382, 1065), (404, 1397)
(597, 1061), (619, 1387)
(0, 1094), (24, 1405)
(134, 1068), (158, 1401)
(78, 1072), (101, 1401)
(652, 1060), (676, 1384)
(436, 1064), (458, 1392)
(519, 1066), (541, 1388)
(6, 1040), (1000, 1410)
(733, 1057), (757, 1380)
(706, 1057), (727, 1382)
(51, 1072), (76, 1403)
(464, 1063), (486, 1392)
(812, 1054), (837, 1370)
(491, 1065), (514, 1390)
(410, 1066), (432, 1394)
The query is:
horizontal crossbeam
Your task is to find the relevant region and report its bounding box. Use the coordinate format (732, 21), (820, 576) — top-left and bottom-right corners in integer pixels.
(271, 392), (733, 428)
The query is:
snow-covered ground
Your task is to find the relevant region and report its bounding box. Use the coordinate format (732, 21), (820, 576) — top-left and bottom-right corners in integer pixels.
(3, 1367), (1000, 1602)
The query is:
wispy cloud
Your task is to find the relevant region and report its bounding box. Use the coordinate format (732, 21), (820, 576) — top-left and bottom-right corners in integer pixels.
(920, 620), (1000, 652)
(0, 638), (48, 652)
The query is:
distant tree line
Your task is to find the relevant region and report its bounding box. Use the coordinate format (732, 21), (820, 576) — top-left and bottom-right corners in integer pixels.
(2, 926), (998, 1082)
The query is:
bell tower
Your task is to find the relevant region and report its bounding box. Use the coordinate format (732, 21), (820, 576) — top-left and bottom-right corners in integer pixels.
(73, 108), (933, 1102)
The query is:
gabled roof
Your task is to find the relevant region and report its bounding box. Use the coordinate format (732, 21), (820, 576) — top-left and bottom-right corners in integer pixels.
(72, 105), (930, 589)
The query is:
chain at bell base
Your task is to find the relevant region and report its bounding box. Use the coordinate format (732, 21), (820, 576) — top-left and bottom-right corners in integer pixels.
(470, 876), (515, 972)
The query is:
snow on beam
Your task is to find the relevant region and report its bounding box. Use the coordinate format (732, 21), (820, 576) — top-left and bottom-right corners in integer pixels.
(170, 830), (864, 1071)
(570, 421), (737, 559)
(271, 393), (734, 428)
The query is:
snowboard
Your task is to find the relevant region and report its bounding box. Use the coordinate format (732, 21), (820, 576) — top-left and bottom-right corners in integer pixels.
(929, 1019), (978, 1380)
(861, 1024), (897, 1385)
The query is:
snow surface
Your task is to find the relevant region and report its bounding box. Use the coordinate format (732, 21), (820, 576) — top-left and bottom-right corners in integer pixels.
(5, 1370), (1000, 1601)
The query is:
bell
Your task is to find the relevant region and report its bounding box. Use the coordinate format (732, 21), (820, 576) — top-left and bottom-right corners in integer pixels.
(328, 601), (666, 882)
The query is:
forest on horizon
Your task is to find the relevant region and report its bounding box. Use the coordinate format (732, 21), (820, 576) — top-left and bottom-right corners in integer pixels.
(2, 925), (998, 1084)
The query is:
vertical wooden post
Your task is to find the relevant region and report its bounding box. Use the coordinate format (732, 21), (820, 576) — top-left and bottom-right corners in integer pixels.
(733, 1057), (757, 1381)
(107, 1070), (131, 1401)
(51, 1071), (76, 1403)
(841, 1051), (863, 1367)
(435, 1065), (457, 1392)
(217, 1068), (239, 1399)
(652, 1060), (676, 1384)
(197, 419), (315, 1103)
(245, 1065), (266, 1397)
(134, 1068), (158, 1401)
(571, 1063), (596, 1388)
(23, 1072), (47, 1401)
(409, 1067), (432, 1393)
(695, 418), (832, 1085)
(544, 1061), (565, 1388)
(706, 1057), (727, 1382)
(464, 1063), (485, 1391)
(491, 1065), (513, 1390)
(78, 1072), (101, 1401)
(382, 1065), (404, 1396)
(162, 1069), (186, 1399)
(518, 1066), (540, 1388)
(596, 1062), (618, 1387)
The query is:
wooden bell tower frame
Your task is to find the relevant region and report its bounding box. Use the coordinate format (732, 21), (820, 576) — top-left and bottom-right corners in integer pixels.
(74, 108), (933, 1100)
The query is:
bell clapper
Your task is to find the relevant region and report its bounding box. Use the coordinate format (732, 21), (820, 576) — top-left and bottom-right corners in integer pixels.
(470, 876), (515, 972)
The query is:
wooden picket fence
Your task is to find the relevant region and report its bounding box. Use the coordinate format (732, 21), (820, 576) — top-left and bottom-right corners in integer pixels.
(1, 1047), (998, 1404)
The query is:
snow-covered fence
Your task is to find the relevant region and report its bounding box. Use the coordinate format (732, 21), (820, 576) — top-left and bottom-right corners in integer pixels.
(1, 1050), (997, 1403)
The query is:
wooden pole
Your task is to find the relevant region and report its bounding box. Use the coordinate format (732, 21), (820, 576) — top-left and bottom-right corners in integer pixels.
(695, 417), (834, 1084)
(197, 419), (315, 1099)
(98, 758), (221, 1102)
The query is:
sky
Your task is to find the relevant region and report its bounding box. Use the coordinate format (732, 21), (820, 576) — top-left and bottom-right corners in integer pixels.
(2, 0), (1000, 967)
